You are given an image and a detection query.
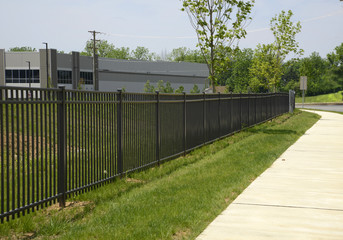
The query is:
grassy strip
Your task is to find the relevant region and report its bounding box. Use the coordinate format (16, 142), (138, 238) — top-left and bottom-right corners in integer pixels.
(302, 108), (343, 115)
(0, 110), (320, 240)
(295, 91), (343, 103)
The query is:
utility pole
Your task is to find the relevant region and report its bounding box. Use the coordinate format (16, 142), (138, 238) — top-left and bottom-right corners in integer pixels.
(42, 42), (49, 87)
(88, 30), (101, 91)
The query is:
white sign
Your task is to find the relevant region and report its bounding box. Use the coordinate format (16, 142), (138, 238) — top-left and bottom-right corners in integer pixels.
(300, 76), (307, 90)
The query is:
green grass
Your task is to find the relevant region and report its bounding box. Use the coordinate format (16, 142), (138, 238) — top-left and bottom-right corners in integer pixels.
(302, 108), (343, 115)
(0, 110), (320, 240)
(295, 91), (343, 103)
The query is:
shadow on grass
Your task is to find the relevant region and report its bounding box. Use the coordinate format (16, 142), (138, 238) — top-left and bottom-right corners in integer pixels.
(247, 128), (297, 135)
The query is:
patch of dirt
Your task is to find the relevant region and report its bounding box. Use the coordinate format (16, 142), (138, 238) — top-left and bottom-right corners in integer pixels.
(0, 132), (58, 160)
(225, 192), (237, 204)
(172, 228), (191, 240)
(45, 201), (94, 213)
(126, 178), (146, 184)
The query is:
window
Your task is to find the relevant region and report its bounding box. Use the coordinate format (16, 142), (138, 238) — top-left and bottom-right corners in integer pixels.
(58, 70), (72, 84)
(5, 70), (12, 83)
(5, 69), (40, 84)
(80, 71), (93, 85)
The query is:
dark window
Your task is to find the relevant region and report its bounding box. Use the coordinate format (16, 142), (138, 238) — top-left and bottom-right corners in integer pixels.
(5, 69), (39, 84)
(5, 70), (12, 83)
(33, 70), (39, 79)
(20, 70), (26, 79)
(80, 71), (93, 85)
(58, 70), (72, 84)
(13, 70), (19, 79)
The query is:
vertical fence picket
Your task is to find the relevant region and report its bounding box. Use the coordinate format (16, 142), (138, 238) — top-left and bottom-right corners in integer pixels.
(156, 91), (160, 166)
(117, 89), (123, 176)
(57, 86), (66, 208)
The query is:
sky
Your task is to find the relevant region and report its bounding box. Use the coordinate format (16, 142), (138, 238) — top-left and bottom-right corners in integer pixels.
(1, 0), (343, 59)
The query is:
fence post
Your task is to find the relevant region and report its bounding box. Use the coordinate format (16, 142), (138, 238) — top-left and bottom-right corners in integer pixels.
(230, 92), (233, 132)
(218, 92), (221, 136)
(57, 86), (66, 208)
(183, 92), (187, 156)
(203, 92), (206, 144)
(247, 92), (250, 127)
(155, 91), (160, 165)
(289, 90), (294, 113)
(117, 89), (123, 176)
(254, 93), (257, 125)
(239, 92), (242, 130)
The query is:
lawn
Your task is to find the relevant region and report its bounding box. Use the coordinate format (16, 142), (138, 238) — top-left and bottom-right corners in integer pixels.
(295, 91), (343, 103)
(0, 110), (320, 240)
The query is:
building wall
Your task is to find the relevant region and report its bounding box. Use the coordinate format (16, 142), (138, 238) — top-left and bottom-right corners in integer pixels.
(0, 49), (5, 86)
(5, 51), (40, 68)
(0, 50), (209, 92)
(99, 70), (207, 92)
(98, 58), (209, 92)
(4, 51), (41, 88)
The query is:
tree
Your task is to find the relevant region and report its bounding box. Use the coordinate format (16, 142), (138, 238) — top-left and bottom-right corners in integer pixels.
(327, 42), (343, 90)
(181, 0), (254, 92)
(132, 46), (157, 61)
(9, 46), (37, 52)
(224, 48), (253, 92)
(249, 10), (303, 92)
(168, 47), (206, 63)
(249, 44), (282, 92)
(81, 40), (131, 59)
(298, 52), (339, 96)
(190, 84), (201, 93)
(144, 80), (155, 93)
(280, 59), (301, 95)
(164, 81), (175, 93)
(175, 86), (185, 93)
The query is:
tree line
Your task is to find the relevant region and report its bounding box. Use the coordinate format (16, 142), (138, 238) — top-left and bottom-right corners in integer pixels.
(9, 41), (343, 96)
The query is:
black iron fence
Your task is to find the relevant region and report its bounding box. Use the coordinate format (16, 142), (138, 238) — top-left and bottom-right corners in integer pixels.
(0, 86), (290, 222)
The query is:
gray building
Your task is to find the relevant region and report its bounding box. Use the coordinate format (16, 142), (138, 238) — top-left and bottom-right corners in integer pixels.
(0, 49), (209, 92)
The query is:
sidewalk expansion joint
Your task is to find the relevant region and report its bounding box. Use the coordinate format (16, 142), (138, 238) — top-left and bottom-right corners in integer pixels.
(233, 202), (343, 212)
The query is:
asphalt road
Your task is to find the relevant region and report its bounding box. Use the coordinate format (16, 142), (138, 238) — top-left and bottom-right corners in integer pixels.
(296, 104), (343, 112)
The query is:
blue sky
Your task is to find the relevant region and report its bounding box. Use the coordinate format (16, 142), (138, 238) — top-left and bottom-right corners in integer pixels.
(1, 0), (342, 58)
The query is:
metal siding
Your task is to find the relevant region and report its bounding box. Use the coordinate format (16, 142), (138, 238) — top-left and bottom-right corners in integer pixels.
(0, 49), (5, 86)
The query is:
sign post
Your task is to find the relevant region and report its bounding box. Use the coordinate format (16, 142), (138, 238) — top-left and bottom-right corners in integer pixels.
(300, 76), (307, 108)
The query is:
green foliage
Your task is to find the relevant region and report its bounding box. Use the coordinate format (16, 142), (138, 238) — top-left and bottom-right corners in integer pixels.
(144, 80), (155, 93)
(9, 46), (37, 52)
(175, 85), (185, 94)
(168, 47), (206, 63)
(190, 84), (200, 94)
(144, 80), (175, 93)
(280, 43), (343, 96)
(249, 44), (282, 92)
(297, 52), (340, 96)
(181, 0), (255, 91)
(327, 42), (343, 90)
(270, 10), (303, 58)
(131, 46), (157, 61)
(77, 78), (84, 90)
(156, 80), (165, 92)
(81, 40), (131, 59)
(164, 81), (175, 93)
(224, 48), (253, 92)
(249, 10), (303, 92)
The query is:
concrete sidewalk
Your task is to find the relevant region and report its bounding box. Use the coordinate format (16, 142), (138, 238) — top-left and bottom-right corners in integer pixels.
(197, 111), (343, 240)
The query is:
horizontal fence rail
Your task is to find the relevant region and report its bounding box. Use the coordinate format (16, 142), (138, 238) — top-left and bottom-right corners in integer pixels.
(0, 86), (290, 222)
